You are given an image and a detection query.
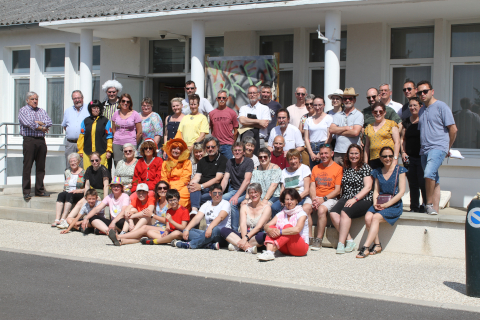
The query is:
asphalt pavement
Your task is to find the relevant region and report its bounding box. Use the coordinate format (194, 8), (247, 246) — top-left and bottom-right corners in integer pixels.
(0, 250), (477, 320)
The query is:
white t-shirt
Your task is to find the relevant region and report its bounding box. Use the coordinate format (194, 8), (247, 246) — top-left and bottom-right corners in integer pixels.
(80, 200), (104, 217)
(386, 100), (402, 113)
(268, 124), (305, 151)
(304, 114), (333, 142)
(250, 154), (260, 168)
(199, 199), (231, 229)
(68, 174), (78, 192)
(276, 210), (309, 244)
(182, 97), (214, 116)
(238, 102), (271, 138)
(102, 193), (131, 219)
(287, 105), (308, 128)
(281, 164), (311, 193)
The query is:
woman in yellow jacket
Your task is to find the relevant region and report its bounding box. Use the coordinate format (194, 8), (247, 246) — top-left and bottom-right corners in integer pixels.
(77, 100), (113, 169)
(161, 138), (192, 209)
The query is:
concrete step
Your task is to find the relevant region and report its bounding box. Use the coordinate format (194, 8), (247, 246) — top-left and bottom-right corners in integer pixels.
(0, 193), (59, 210)
(0, 183), (64, 195)
(0, 206), (55, 224)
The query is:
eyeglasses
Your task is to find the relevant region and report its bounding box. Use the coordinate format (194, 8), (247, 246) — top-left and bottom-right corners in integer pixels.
(212, 192), (222, 196)
(367, 95), (377, 100)
(258, 155), (269, 160)
(305, 103), (313, 106)
(403, 87), (413, 92)
(124, 149), (133, 154)
(217, 97), (227, 100)
(417, 89), (431, 96)
(380, 155), (394, 159)
(206, 145), (216, 149)
(144, 147), (154, 151)
(91, 159), (100, 163)
(343, 97), (355, 101)
(157, 186), (168, 191)
(168, 199), (179, 203)
(296, 92), (306, 96)
(233, 149), (243, 153)
(121, 100), (130, 103)
(373, 110), (384, 115)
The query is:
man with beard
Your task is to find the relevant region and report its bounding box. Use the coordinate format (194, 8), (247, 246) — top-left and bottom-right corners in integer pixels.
(267, 109), (304, 155)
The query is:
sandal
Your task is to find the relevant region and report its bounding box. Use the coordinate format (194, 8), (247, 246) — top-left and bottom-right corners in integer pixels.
(51, 219), (60, 227)
(356, 246), (370, 259)
(108, 229), (121, 246)
(370, 243), (382, 255)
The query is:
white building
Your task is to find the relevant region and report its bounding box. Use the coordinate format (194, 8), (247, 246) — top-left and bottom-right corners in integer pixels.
(0, 0), (479, 207)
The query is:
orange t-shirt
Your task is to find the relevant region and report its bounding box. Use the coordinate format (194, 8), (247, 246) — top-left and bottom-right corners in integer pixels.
(132, 196), (155, 212)
(311, 162), (343, 197)
(167, 206), (190, 231)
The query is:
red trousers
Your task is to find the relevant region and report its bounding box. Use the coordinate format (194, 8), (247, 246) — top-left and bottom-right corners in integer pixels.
(264, 224), (309, 256)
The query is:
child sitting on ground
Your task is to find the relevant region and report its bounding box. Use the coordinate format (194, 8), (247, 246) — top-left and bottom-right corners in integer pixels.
(60, 189), (103, 234)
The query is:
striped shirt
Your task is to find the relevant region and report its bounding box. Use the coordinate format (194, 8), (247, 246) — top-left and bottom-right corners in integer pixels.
(103, 99), (119, 120)
(18, 105), (53, 137)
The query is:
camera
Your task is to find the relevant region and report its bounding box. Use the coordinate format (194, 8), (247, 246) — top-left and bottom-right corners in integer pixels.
(159, 31), (168, 39)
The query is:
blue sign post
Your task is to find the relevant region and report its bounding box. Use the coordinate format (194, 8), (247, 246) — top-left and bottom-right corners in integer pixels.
(466, 199), (480, 297)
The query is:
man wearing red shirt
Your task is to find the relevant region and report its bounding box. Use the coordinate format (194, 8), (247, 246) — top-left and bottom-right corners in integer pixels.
(210, 90), (239, 160)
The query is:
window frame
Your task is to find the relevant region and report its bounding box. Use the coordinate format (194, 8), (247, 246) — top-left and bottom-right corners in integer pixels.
(43, 46), (66, 74)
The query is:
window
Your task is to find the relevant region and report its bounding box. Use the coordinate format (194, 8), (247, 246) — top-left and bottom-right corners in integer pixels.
(259, 35), (294, 63)
(12, 50), (30, 74)
(391, 26), (434, 59)
(46, 78), (64, 134)
(45, 48), (65, 72)
(279, 71), (293, 107)
(310, 31), (347, 62)
(311, 69), (346, 98)
(14, 79), (30, 134)
(391, 66), (431, 104)
(78, 45), (101, 71)
(150, 40), (185, 73)
(451, 24), (480, 58)
(92, 76), (100, 101)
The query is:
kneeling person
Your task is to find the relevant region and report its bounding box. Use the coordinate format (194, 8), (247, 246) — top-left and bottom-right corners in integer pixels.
(175, 183), (231, 250)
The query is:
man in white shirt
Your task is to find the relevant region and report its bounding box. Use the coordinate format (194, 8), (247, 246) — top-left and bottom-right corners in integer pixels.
(287, 86), (308, 128)
(182, 80), (214, 116)
(379, 83), (402, 115)
(238, 85), (271, 154)
(267, 108), (304, 156)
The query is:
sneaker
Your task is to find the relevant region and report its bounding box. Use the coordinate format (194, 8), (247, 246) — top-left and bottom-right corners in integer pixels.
(336, 242), (345, 254)
(56, 220), (69, 229)
(176, 241), (190, 249)
(345, 240), (356, 253)
(246, 246), (257, 254)
(425, 204), (438, 215)
(309, 237), (314, 246)
(257, 251), (275, 261)
(228, 243), (239, 251)
(208, 242), (220, 250)
(310, 238), (323, 251)
(141, 238), (155, 245)
(119, 231), (127, 235)
(170, 239), (178, 247)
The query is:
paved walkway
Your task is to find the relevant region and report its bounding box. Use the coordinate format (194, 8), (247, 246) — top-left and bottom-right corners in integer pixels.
(1, 219), (478, 310)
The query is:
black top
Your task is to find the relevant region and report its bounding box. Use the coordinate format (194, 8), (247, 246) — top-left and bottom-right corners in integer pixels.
(196, 153), (228, 184)
(84, 165), (111, 190)
(225, 157), (254, 190)
(341, 163), (373, 201)
(266, 101), (283, 139)
(402, 118), (421, 158)
(166, 115), (181, 141)
(82, 116), (111, 155)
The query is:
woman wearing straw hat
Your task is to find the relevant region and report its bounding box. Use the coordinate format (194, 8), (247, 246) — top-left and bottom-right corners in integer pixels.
(161, 138), (192, 209)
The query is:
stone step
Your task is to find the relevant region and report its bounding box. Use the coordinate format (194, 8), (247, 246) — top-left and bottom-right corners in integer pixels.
(0, 193), (59, 210)
(0, 183), (64, 195)
(0, 206), (55, 224)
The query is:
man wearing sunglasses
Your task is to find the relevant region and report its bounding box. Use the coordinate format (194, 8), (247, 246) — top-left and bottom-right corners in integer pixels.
(287, 86), (309, 128)
(363, 87), (401, 128)
(329, 88), (364, 166)
(209, 90), (239, 160)
(417, 80), (457, 215)
(379, 83), (403, 115)
(181, 80), (214, 116)
(400, 80), (424, 120)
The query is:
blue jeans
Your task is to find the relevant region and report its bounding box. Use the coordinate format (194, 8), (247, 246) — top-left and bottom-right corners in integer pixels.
(271, 197), (308, 218)
(219, 145), (233, 160)
(309, 141), (325, 169)
(190, 188), (212, 209)
(188, 226), (224, 249)
(222, 186), (246, 231)
(421, 149), (446, 184)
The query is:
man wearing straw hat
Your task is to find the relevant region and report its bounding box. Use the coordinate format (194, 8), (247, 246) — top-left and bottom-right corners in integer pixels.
(329, 88), (364, 166)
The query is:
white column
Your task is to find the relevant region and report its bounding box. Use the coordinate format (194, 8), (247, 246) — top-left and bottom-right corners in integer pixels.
(324, 10), (341, 112)
(191, 21), (205, 98)
(80, 29), (93, 103)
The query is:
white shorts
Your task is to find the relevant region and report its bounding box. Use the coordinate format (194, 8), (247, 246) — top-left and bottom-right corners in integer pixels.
(319, 199), (338, 212)
(303, 196), (312, 205)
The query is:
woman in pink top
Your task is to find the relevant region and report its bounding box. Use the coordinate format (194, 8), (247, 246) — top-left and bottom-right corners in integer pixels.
(111, 93), (142, 166)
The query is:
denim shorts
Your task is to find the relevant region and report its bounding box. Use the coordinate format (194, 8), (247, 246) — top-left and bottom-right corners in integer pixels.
(421, 149), (447, 184)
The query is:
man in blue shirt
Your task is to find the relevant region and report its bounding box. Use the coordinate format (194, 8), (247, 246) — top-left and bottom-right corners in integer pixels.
(62, 90), (90, 169)
(417, 80), (457, 215)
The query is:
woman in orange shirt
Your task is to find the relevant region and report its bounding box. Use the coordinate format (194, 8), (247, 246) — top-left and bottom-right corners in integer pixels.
(161, 138), (192, 209)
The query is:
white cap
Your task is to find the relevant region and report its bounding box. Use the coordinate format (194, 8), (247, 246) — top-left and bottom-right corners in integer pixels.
(136, 183), (149, 192)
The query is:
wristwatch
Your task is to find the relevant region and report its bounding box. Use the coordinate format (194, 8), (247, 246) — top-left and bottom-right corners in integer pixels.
(201, 184), (204, 190)
(151, 213), (154, 218)
(394, 156), (398, 160)
(323, 196), (328, 201)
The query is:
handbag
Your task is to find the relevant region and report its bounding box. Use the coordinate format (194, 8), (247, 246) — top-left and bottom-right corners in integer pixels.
(376, 166), (399, 205)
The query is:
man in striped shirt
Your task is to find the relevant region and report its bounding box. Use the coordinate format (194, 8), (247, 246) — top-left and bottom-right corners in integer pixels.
(18, 92), (53, 200)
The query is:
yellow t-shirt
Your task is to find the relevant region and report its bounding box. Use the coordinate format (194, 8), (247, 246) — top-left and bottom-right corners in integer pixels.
(365, 119), (398, 160)
(177, 114), (210, 146)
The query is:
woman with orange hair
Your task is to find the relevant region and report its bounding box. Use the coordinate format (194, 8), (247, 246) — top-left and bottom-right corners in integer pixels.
(161, 138), (192, 209)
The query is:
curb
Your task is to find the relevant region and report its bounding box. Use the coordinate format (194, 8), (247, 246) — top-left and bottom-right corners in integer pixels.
(1, 247), (479, 314)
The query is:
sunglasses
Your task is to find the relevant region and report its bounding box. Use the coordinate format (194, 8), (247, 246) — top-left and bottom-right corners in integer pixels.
(107, 91), (117, 94)
(121, 100), (130, 103)
(373, 110), (384, 115)
(233, 149), (243, 153)
(111, 185), (122, 189)
(206, 145), (216, 149)
(381, 155), (394, 159)
(305, 103), (313, 106)
(157, 186), (168, 191)
(124, 149), (133, 153)
(185, 87), (196, 91)
(91, 106), (100, 109)
(91, 159), (100, 163)
(217, 97), (227, 100)
(320, 143), (332, 148)
(258, 155), (269, 160)
(403, 87), (413, 92)
(367, 95), (377, 100)
(296, 92), (306, 96)
(417, 89), (431, 96)
(212, 192), (222, 196)
(144, 147), (154, 151)
(343, 97), (355, 101)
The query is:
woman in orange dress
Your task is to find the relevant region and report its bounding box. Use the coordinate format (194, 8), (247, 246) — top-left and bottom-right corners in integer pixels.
(161, 138), (192, 209)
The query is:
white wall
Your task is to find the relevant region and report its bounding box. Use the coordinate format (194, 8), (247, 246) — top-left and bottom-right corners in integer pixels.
(224, 31), (257, 56)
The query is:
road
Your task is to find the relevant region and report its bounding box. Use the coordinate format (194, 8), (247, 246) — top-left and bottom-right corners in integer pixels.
(0, 251), (476, 319)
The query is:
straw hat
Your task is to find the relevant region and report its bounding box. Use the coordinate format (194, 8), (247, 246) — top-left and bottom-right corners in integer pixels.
(342, 87), (359, 97)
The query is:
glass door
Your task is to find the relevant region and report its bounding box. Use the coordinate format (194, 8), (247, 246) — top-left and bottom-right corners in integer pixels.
(113, 73), (145, 113)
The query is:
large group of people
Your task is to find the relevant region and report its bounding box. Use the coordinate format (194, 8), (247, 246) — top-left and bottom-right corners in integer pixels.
(19, 78), (457, 261)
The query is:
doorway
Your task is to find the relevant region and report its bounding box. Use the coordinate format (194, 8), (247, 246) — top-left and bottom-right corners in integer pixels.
(152, 77), (186, 123)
